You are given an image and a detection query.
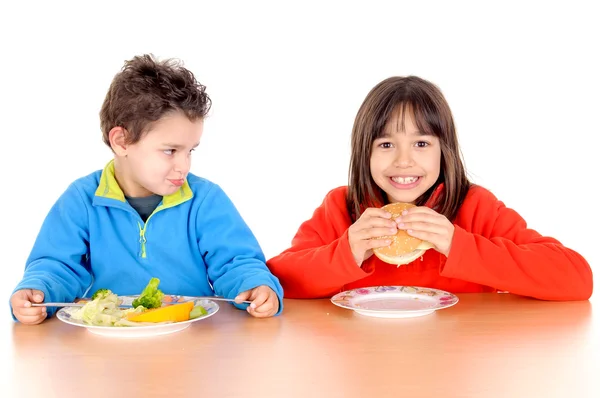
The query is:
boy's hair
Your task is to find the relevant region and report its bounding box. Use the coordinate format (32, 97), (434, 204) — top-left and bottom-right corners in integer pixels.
(100, 54), (212, 148)
(346, 76), (471, 222)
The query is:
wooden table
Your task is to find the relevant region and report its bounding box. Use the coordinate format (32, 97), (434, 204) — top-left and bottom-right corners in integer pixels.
(6, 293), (599, 397)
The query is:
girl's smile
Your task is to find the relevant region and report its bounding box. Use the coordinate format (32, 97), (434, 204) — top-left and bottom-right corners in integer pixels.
(388, 175), (422, 190)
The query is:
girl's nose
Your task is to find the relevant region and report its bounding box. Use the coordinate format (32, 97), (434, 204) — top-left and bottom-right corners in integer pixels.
(393, 148), (414, 168)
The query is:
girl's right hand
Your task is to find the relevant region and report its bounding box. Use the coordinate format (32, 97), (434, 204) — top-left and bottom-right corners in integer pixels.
(10, 289), (47, 325)
(348, 207), (397, 266)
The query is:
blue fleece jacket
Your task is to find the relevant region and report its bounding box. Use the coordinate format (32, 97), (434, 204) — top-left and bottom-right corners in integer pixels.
(11, 161), (283, 319)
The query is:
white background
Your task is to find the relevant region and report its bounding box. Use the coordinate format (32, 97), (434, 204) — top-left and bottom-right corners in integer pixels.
(1, 0), (597, 308)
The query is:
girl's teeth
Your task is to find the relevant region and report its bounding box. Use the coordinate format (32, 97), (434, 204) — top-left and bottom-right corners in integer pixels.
(392, 176), (418, 184)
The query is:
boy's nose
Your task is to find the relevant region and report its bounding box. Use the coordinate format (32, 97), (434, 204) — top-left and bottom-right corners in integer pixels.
(173, 156), (191, 173)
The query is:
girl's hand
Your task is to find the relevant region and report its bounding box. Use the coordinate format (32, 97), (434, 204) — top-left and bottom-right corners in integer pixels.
(10, 289), (47, 325)
(348, 208), (398, 266)
(235, 285), (279, 318)
(395, 206), (455, 257)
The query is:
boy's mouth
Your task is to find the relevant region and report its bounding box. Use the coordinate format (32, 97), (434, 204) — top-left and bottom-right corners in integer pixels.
(168, 179), (185, 187)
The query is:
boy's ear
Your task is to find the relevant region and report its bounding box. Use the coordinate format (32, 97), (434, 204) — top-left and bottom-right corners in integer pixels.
(108, 127), (128, 156)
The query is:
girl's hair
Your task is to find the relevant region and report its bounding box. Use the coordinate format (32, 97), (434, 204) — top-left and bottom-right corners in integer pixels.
(100, 54), (212, 148)
(346, 76), (471, 222)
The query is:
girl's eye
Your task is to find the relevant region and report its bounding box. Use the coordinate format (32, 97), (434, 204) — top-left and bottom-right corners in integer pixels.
(416, 141), (429, 148)
(163, 149), (175, 155)
(378, 142), (393, 149)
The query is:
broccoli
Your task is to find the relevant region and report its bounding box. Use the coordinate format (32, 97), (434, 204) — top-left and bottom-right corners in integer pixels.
(91, 288), (112, 300)
(132, 277), (164, 309)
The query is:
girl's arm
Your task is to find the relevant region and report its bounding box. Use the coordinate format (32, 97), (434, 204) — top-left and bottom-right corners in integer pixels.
(267, 187), (371, 298)
(441, 186), (593, 300)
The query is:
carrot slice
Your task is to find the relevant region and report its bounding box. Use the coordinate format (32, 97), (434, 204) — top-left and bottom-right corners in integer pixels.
(127, 301), (194, 323)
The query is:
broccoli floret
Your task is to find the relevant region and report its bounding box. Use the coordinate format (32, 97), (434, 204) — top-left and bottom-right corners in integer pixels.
(91, 288), (112, 300)
(132, 277), (164, 309)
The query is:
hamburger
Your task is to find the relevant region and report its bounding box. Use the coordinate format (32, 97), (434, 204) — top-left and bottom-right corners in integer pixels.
(372, 202), (434, 266)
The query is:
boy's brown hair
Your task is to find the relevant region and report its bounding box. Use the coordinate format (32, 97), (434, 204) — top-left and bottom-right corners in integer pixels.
(100, 54), (212, 148)
(346, 76), (471, 222)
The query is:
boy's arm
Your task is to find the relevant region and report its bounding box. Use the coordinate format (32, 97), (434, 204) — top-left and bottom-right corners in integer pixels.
(267, 188), (372, 299)
(196, 184), (284, 314)
(11, 184), (92, 319)
(440, 187), (593, 300)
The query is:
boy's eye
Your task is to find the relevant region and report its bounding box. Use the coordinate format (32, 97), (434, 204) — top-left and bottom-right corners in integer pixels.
(163, 149), (175, 155)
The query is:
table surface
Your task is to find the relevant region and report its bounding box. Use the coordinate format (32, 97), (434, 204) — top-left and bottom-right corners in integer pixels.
(6, 293), (600, 398)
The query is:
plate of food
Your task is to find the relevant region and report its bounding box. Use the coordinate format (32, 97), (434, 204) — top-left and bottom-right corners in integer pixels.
(330, 286), (458, 318)
(56, 278), (219, 337)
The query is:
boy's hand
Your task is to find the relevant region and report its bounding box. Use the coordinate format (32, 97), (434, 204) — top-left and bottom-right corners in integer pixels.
(234, 285), (279, 318)
(10, 289), (47, 325)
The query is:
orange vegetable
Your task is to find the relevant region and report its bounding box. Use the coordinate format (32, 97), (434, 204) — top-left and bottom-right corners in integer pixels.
(127, 301), (194, 323)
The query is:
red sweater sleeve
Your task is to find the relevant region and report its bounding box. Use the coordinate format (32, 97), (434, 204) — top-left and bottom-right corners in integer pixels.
(441, 186), (593, 300)
(266, 187), (371, 298)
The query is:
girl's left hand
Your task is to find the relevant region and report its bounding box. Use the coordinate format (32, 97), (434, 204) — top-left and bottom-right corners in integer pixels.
(395, 207), (455, 257)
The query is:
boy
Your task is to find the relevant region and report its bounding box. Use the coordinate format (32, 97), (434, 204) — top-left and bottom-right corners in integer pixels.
(10, 54), (283, 324)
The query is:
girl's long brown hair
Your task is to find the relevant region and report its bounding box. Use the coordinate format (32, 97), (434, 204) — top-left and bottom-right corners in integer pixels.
(346, 76), (471, 222)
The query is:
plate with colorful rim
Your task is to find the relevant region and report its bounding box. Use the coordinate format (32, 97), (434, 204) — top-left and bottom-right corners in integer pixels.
(330, 286), (459, 318)
(57, 295), (219, 338)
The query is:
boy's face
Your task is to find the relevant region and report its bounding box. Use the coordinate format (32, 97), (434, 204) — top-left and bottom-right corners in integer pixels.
(118, 112), (203, 197)
(370, 107), (441, 204)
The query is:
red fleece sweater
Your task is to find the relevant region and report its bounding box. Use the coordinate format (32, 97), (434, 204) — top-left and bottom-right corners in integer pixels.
(267, 185), (593, 301)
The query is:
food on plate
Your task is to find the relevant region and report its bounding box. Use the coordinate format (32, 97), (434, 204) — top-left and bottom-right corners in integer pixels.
(190, 305), (208, 319)
(91, 288), (111, 300)
(127, 301), (194, 323)
(132, 277), (164, 309)
(372, 202), (434, 266)
(67, 277), (209, 327)
(69, 289), (143, 326)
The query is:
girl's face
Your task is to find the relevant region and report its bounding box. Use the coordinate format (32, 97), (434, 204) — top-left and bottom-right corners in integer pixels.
(370, 107), (441, 204)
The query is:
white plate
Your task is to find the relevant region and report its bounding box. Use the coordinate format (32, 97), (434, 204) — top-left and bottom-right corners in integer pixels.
(57, 295), (219, 338)
(331, 286), (459, 318)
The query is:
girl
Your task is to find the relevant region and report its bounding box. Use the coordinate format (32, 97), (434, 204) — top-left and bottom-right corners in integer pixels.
(266, 76), (593, 301)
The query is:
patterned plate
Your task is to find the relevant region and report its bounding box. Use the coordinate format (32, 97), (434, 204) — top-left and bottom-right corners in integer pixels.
(331, 286), (459, 318)
(57, 295), (219, 338)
